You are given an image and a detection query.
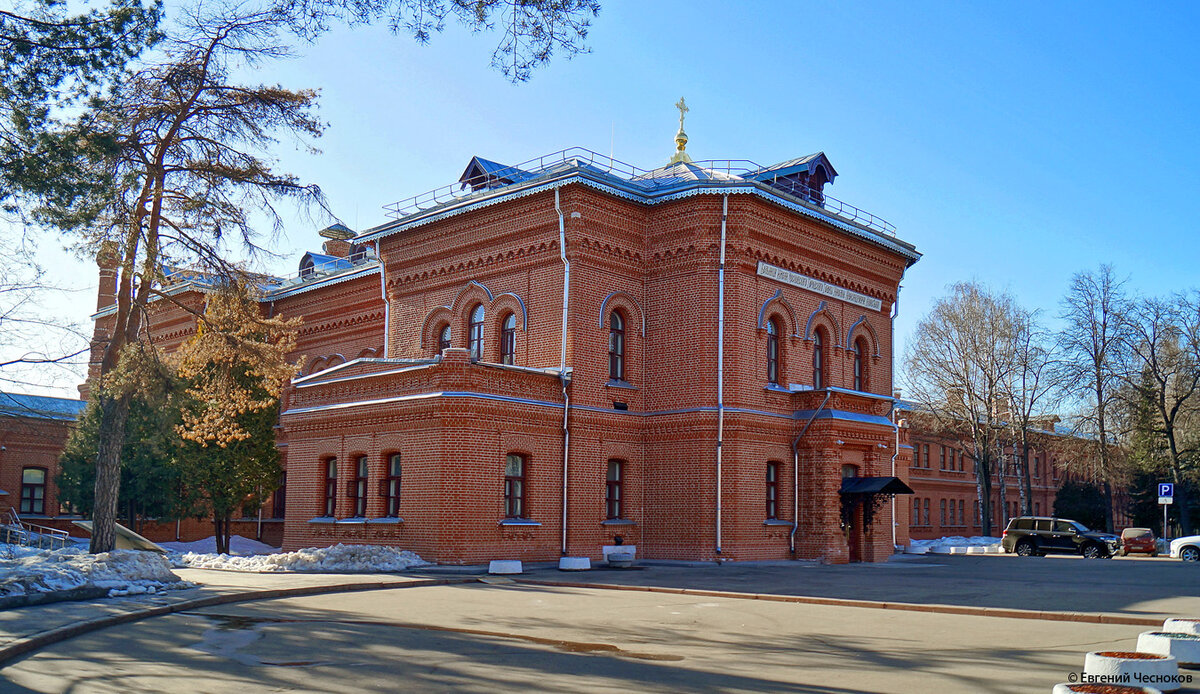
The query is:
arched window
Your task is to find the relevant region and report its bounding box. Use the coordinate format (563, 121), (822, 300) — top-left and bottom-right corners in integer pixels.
(766, 462), (779, 519)
(853, 336), (868, 391)
(468, 304), (485, 359)
(20, 467), (46, 515)
(813, 327), (826, 389)
(504, 454), (526, 518)
(766, 318), (780, 385)
(609, 311), (626, 381)
(323, 458), (337, 517)
(500, 312), (516, 365)
(350, 455), (368, 517)
(438, 324), (451, 351)
(382, 453), (401, 517)
(605, 459), (623, 520)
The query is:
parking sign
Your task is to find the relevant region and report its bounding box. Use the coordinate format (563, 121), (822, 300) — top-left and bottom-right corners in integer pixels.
(1159, 483), (1174, 505)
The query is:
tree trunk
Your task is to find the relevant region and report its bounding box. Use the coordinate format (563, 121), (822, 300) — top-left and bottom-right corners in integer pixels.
(1101, 480), (1115, 533)
(1019, 440), (1033, 516)
(90, 393), (131, 553)
(997, 439), (1008, 532)
(976, 448), (993, 536)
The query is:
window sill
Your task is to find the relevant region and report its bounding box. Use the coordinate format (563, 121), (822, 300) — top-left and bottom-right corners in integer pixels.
(601, 519), (636, 526)
(605, 379), (637, 390)
(763, 519), (795, 527)
(367, 517), (403, 524)
(337, 517), (368, 525)
(499, 519), (541, 526)
(307, 517), (337, 524)
(764, 384), (791, 394)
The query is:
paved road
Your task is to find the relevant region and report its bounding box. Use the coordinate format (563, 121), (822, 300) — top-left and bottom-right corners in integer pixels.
(497, 553), (1200, 620)
(0, 581), (1175, 694)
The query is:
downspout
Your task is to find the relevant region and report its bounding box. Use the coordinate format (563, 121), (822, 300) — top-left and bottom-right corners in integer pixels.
(791, 390), (832, 554)
(556, 189), (571, 557)
(890, 278), (903, 551)
(716, 194), (728, 558)
(379, 255), (390, 358)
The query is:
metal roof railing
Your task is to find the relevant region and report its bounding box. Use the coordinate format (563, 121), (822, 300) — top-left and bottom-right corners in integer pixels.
(381, 147), (896, 237)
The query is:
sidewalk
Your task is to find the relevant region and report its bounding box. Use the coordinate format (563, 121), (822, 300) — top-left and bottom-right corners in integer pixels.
(0, 569), (450, 664)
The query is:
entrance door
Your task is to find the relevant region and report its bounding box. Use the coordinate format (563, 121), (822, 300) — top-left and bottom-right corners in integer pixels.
(842, 464), (863, 562)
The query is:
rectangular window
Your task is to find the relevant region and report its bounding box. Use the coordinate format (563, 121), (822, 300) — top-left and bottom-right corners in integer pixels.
(940, 499), (947, 526)
(765, 462), (778, 520)
(348, 455), (368, 517)
(923, 498), (930, 526)
(606, 459), (624, 520)
(940, 446), (946, 470)
(20, 468), (46, 515)
(1034, 456), (1040, 478)
(973, 500), (980, 527)
(324, 458), (337, 517)
(923, 444), (930, 468)
(382, 453), (402, 517)
(505, 454), (526, 518)
(1034, 501), (1040, 516)
(958, 499), (965, 526)
(272, 472), (286, 519)
(913, 444), (921, 468)
(912, 497), (920, 526)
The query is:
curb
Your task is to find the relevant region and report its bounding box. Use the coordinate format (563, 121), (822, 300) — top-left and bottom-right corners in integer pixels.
(0, 577), (474, 668)
(512, 579), (1165, 627)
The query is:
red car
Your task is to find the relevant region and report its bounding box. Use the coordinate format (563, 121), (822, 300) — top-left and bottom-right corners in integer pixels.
(1119, 527), (1158, 556)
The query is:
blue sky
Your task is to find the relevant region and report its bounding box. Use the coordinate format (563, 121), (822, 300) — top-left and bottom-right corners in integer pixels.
(19, 1), (1200, 396)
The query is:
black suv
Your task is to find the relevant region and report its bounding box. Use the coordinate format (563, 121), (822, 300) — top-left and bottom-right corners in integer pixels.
(1001, 516), (1120, 558)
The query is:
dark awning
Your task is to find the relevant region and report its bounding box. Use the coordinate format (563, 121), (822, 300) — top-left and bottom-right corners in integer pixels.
(839, 476), (914, 495)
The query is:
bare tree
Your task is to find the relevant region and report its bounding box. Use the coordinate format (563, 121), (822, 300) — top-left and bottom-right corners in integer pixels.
(1056, 265), (1130, 532)
(1117, 293), (1200, 535)
(904, 282), (1020, 536)
(1005, 307), (1059, 516)
(39, 7), (328, 552)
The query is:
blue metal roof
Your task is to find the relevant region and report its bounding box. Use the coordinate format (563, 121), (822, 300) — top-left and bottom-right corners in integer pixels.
(0, 392), (87, 421)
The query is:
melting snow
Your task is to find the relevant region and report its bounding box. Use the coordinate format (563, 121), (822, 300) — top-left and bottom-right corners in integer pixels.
(0, 544), (190, 598)
(173, 543), (428, 573)
(907, 536), (1002, 554)
(160, 535), (279, 556)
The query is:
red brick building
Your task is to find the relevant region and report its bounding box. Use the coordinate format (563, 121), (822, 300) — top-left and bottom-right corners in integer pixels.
(86, 143), (923, 564)
(0, 393), (86, 524)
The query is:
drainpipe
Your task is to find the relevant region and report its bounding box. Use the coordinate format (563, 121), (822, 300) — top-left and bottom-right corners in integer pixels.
(890, 278), (903, 551)
(791, 390), (832, 554)
(379, 255), (390, 358)
(716, 194), (728, 558)
(889, 400), (899, 551)
(556, 189), (571, 556)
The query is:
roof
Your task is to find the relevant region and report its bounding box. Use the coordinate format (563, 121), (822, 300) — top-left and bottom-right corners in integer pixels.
(744, 152), (838, 182)
(368, 148), (917, 265)
(839, 476), (914, 495)
(0, 392), (87, 421)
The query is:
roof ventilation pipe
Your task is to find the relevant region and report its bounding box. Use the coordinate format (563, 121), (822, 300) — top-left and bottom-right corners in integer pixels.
(556, 188), (571, 557)
(791, 390), (831, 555)
(715, 194), (728, 558)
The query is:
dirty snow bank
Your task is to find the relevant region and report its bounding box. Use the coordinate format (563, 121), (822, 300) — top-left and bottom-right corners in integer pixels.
(907, 536), (1002, 554)
(175, 543), (428, 573)
(0, 544), (190, 598)
(160, 535), (279, 556)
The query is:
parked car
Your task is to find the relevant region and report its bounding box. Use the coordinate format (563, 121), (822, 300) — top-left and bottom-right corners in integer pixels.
(1169, 535), (1200, 562)
(1119, 527), (1158, 556)
(1001, 516), (1120, 558)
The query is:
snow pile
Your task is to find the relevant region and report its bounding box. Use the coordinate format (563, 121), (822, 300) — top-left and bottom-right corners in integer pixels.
(908, 536), (1002, 555)
(0, 544), (190, 599)
(176, 543), (428, 573)
(160, 535), (279, 556)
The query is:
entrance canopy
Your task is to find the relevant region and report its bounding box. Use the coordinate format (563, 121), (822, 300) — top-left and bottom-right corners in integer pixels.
(839, 476), (914, 496)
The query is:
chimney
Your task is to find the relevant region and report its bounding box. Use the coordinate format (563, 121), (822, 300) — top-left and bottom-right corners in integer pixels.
(318, 223), (355, 258)
(95, 240), (119, 311)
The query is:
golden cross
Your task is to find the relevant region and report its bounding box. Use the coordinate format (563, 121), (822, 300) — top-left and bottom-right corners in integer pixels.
(675, 97), (688, 130)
